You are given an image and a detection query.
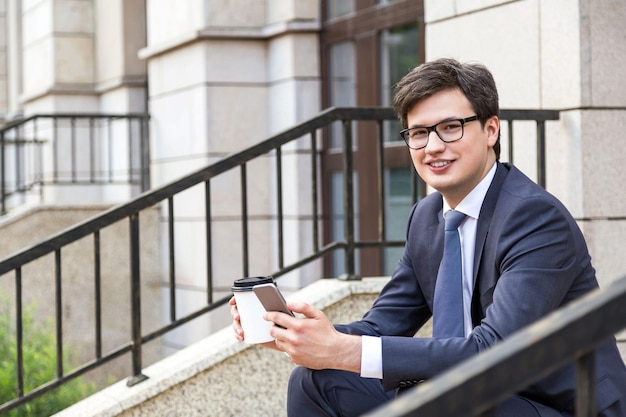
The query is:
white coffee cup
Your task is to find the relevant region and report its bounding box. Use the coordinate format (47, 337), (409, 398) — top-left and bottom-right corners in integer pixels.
(232, 276), (275, 344)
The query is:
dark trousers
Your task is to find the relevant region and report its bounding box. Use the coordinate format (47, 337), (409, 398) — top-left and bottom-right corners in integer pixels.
(287, 367), (567, 417)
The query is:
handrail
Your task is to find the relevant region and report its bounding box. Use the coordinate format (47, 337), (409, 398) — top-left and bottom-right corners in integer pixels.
(0, 107), (561, 414)
(0, 113), (150, 214)
(365, 274), (626, 417)
(0, 107), (394, 274)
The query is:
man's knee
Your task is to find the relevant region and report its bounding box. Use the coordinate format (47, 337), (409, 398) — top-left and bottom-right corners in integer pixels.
(288, 367), (341, 400)
(288, 366), (314, 395)
(287, 367), (393, 417)
(287, 367), (339, 417)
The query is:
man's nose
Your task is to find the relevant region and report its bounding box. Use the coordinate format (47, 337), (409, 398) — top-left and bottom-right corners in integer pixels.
(424, 129), (445, 152)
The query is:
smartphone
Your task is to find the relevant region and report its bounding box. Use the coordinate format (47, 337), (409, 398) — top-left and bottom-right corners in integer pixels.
(253, 283), (294, 316)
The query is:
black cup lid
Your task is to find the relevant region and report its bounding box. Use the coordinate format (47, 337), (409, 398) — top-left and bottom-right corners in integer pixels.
(232, 276), (274, 291)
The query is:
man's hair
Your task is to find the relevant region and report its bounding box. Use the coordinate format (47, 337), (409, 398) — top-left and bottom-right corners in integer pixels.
(393, 58), (501, 160)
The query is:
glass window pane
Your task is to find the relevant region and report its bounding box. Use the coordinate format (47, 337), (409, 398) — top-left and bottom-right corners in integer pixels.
(327, 0), (355, 20)
(328, 41), (356, 149)
(329, 41), (356, 106)
(383, 167), (413, 275)
(380, 24), (420, 143)
(331, 172), (360, 277)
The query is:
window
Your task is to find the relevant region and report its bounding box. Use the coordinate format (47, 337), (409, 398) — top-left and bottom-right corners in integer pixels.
(328, 41), (356, 149)
(327, 0), (355, 20)
(380, 24), (420, 143)
(321, 0), (425, 277)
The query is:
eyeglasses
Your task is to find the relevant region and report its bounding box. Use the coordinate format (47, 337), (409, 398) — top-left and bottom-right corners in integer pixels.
(399, 115), (479, 150)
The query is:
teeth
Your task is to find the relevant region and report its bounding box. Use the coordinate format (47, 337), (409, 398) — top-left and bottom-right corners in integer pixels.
(430, 161), (450, 167)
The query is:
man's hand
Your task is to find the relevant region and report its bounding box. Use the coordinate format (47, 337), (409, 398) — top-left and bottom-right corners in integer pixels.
(267, 302), (362, 373)
(229, 296), (277, 350)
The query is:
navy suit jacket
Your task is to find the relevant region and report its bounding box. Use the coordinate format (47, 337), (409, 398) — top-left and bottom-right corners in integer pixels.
(337, 162), (626, 415)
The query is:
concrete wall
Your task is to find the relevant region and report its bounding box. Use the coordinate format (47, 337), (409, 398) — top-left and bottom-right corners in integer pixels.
(138, 0), (322, 353)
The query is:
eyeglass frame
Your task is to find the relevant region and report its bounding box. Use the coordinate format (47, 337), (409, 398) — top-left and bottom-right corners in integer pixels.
(399, 115), (479, 150)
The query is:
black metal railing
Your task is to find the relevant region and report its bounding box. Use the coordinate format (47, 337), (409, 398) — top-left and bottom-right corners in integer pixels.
(0, 114), (150, 214)
(0, 107), (561, 414)
(365, 274), (626, 417)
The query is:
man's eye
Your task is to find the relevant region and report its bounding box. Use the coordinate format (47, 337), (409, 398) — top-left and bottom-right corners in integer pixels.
(441, 122), (462, 131)
(410, 129), (428, 138)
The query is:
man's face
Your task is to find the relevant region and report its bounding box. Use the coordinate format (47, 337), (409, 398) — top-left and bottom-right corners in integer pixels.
(406, 88), (499, 208)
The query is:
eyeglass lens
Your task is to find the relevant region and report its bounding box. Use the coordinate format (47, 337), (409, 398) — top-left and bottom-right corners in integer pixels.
(401, 117), (476, 149)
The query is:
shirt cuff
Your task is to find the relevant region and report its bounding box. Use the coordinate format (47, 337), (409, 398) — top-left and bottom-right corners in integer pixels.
(360, 335), (383, 379)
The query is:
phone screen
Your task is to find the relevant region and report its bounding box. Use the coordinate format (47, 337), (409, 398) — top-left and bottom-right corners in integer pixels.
(253, 283), (294, 316)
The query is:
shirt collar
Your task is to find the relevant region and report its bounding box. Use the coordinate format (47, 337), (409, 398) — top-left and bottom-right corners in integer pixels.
(442, 162), (497, 220)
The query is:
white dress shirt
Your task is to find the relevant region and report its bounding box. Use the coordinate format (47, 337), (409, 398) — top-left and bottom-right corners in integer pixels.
(361, 162), (497, 379)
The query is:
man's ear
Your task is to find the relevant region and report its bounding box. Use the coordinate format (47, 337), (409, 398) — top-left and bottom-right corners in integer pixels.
(485, 116), (500, 147)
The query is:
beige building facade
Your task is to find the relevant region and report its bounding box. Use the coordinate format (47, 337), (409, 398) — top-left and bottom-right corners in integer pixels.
(426, 0), (626, 289)
(0, 0), (624, 358)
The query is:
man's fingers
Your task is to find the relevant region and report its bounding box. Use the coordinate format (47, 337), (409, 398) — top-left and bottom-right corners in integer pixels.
(288, 302), (321, 319)
(266, 311), (296, 330)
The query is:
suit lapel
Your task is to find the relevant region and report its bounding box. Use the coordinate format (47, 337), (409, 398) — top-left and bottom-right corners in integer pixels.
(421, 194), (444, 305)
(471, 162), (509, 323)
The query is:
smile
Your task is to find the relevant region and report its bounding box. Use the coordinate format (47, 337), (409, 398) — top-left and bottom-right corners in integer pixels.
(429, 161), (452, 168)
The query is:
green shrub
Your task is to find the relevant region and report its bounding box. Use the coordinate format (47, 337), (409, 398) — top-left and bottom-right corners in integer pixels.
(0, 292), (97, 416)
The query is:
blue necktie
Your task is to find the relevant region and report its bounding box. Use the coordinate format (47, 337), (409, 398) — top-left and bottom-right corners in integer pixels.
(433, 210), (467, 338)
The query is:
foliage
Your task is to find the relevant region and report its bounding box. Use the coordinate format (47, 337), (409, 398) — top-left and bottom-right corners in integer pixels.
(0, 292), (97, 416)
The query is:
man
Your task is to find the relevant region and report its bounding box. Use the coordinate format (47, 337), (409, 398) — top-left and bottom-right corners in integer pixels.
(230, 58), (626, 416)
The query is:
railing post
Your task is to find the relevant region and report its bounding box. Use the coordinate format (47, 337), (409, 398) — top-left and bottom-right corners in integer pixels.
(311, 131), (320, 253)
(205, 180), (213, 304)
(342, 120), (359, 280)
(71, 117), (77, 183)
(276, 146), (285, 269)
(507, 120), (514, 164)
(1, 130), (5, 215)
(16, 125), (22, 191)
(15, 267), (24, 398)
(127, 213), (148, 386)
(53, 117), (59, 182)
(141, 116), (150, 192)
(536, 120), (546, 188)
(240, 163), (250, 278)
(55, 249), (64, 378)
(575, 352), (596, 417)
(377, 121), (386, 241)
(168, 197), (176, 322)
(94, 231), (103, 359)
